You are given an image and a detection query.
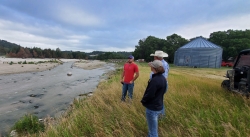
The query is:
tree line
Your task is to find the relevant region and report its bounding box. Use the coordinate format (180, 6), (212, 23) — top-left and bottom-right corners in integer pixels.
(0, 40), (131, 60)
(1, 29), (250, 61)
(3, 46), (87, 59)
(133, 29), (250, 63)
(208, 29), (250, 60)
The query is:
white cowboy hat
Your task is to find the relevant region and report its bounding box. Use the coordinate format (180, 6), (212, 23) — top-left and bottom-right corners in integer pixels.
(150, 50), (168, 57)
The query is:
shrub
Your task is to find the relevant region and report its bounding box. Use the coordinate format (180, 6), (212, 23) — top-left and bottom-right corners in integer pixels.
(18, 61), (22, 64)
(28, 62), (35, 64)
(23, 60), (27, 64)
(49, 59), (59, 63)
(12, 114), (45, 134)
(9, 61), (13, 65)
(38, 61), (45, 64)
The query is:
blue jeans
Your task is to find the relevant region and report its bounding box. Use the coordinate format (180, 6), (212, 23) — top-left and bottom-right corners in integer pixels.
(121, 83), (134, 101)
(146, 108), (162, 137)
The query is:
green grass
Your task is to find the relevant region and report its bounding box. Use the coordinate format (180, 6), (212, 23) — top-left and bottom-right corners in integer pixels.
(22, 63), (250, 137)
(12, 114), (45, 135)
(28, 61), (35, 64)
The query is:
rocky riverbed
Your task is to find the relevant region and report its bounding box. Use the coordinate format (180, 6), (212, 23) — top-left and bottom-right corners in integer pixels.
(0, 58), (115, 136)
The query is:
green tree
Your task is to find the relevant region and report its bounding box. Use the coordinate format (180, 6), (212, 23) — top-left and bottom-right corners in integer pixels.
(133, 35), (187, 63)
(209, 29), (250, 60)
(44, 48), (52, 58)
(56, 48), (62, 58)
(10, 45), (20, 54)
(166, 34), (189, 63)
(0, 46), (5, 55)
(96, 52), (125, 60)
(134, 36), (168, 62)
(32, 47), (43, 58)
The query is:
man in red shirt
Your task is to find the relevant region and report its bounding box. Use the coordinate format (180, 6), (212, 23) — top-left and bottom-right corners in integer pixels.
(120, 55), (139, 101)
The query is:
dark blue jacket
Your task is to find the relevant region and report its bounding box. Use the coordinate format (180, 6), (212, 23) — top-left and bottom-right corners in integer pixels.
(141, 73), (166, 111)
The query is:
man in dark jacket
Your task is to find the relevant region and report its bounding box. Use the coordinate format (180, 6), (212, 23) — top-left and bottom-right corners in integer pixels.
(141, 60), (166, 137)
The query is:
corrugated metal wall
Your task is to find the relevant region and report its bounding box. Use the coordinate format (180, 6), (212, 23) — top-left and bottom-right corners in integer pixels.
(174, 48), (223, 68)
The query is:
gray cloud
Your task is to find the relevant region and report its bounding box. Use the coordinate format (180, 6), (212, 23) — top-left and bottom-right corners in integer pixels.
(0, 0), (250, 52)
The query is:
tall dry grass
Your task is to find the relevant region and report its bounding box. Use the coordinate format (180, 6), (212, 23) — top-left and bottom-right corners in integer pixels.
(30, 63), (250, 137)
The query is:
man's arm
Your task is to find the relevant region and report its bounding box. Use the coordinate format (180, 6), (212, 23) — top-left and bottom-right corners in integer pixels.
(132, 72), (139, 83)
(130, 64), (139, 83)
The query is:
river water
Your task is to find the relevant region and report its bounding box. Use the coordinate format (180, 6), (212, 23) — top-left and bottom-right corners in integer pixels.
(0, 61), (115, 135)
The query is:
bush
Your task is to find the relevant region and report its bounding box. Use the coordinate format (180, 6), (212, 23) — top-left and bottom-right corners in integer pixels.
(48, 60), (58, 63)
(9, 61), (13, 65)
(18, 61), (22, 64)
(12, 114), (45, 134)
(38, 61), (45, 64)
(23, 60), (27, 64)
(28, 62), (35, 64)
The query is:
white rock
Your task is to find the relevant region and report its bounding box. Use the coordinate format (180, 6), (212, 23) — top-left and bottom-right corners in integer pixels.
(67, 72), (72, 76)
(10, 130), (17, 137)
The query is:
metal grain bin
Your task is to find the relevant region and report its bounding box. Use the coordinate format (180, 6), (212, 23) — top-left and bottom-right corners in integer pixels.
(174, 36), (223, 68)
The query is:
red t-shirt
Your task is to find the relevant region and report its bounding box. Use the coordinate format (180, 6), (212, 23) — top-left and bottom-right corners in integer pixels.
(123, 63), (139, 83)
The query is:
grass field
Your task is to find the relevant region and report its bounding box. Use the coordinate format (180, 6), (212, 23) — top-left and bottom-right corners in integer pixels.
(28, 63), (250, 137)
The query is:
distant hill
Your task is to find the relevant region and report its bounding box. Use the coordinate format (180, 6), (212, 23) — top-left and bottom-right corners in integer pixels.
(0, 40), (20, 55)
(0, 39), (132, 59)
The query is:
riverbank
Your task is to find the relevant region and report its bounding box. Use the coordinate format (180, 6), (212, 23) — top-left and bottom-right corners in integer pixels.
(0, 58), (107, 75)
(0, 58), (113, 136)
(26, 64), (250, 137)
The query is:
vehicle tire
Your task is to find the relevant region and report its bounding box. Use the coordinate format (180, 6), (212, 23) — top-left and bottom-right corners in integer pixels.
(246, 94), (249, 99)
(221, 80), (230, 90)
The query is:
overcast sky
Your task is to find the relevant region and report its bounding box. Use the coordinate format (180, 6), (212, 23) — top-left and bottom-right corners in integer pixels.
(0, 0), (249, 52)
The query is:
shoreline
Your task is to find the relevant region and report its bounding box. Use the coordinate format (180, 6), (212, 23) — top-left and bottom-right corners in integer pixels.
(0, 58), (114, 136)
(0, 58), (107, 75)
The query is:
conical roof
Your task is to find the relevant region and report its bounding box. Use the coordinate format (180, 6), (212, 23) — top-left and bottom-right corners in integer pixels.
(180, 36), (221, 49)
